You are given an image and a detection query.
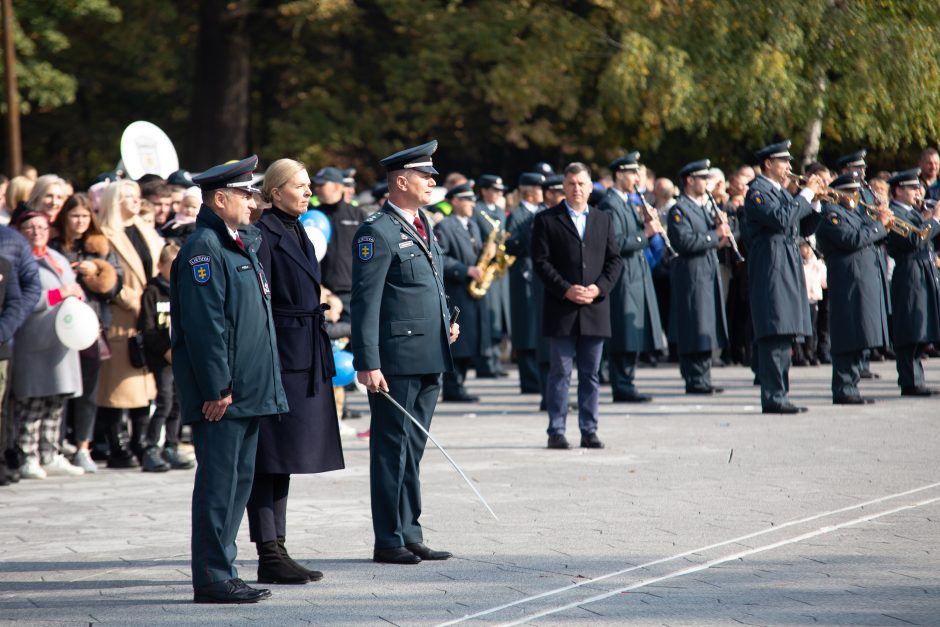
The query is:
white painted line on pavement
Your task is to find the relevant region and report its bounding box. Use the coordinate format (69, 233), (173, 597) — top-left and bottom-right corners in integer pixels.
(438, 481), (940, 625)
(498, 494), (940, 626)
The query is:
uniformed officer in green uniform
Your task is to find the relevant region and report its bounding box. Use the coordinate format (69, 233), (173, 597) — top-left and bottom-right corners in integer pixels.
(351, 140), (460, 565)
(170, 155), (289, 603)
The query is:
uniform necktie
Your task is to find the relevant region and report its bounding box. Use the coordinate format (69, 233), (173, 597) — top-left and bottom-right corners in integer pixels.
(235, 234), (246, 252)
(413, 215), (428, 242)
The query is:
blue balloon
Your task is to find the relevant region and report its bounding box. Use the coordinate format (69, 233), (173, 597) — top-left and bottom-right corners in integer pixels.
(300, 209), (332, 242)
(332, 350), (355, 387)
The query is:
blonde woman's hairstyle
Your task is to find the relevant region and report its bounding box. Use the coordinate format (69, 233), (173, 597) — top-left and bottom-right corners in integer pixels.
(261, 158), (306, 204)
(98, 179), (141, 229)
(6, 175), (34, 209)
(25, 174), (66, 210)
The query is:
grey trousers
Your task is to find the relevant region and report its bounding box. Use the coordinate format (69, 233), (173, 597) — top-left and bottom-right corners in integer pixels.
(546, 336), (604, 436)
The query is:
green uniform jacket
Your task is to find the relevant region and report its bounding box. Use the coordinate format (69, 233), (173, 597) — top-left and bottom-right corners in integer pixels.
(170, 205), (288, 425)
(350, 206), (453, 375)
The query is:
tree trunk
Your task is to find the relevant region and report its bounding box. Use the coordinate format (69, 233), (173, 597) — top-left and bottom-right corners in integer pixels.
(186, 0), (253, 170)
(801, 71), (827, 166)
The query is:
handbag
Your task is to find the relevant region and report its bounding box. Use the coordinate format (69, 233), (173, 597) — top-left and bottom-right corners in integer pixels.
(128, 333), (146, 369)
(80, 329), (112, 361)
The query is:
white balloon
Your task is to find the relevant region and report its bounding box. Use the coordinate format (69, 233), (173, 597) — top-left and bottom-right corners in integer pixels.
(304, 224), (328, 261)
(54, 297), (99, 351)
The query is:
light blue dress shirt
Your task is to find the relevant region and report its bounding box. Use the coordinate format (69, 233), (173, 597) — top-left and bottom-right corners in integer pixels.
(565, 201), (589, 240)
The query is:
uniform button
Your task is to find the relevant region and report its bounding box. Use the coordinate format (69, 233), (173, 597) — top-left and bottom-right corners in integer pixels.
(706, 235), (712, 242)
(636, 236), (642, 242)
(407, 330), (412, 335)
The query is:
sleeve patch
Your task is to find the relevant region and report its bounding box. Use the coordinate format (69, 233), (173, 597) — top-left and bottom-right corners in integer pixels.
(753, 192), (763, 205)
(189, 255), (211, 284)
(673, 212), (681, 223)
(829, 214), (839, 226)
(357, 236), (375, 261)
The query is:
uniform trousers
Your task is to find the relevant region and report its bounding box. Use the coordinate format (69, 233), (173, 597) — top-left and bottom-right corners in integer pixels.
(368, 373), (440, 550)
(609, 351), (640, 398)
(516, 349), (541, 394)
(247, 473), (290, 543)
(895, 343), (926, 389)
(443, 357), (472, 398)
(679, 351), (712, 390)
(545, 336), (603, 436)
(757, 335), (793, 407)
(831, 350), (862, 400)
(190, 416), (260, 587)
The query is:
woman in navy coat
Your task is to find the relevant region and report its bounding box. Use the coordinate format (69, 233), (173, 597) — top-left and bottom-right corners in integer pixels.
(248, 159), (345, 584)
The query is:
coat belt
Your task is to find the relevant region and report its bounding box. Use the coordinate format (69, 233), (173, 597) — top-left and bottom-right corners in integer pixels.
(270, 303), (336, 396)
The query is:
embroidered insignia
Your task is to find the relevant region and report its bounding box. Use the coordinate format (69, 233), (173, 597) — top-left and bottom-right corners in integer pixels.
(829, 214), (839, 226)
(189, 255), (211, 284)
(364, 213), (378, 223)
(673, 213), (681, 223)
(357, 236), (375, 261)
(754, 192), (763, 205)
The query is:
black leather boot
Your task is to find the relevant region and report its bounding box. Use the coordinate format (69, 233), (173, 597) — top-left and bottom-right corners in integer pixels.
(256, 541), (309, 584)
(106, 415), (139, 469)
(277, 537), (323, 582)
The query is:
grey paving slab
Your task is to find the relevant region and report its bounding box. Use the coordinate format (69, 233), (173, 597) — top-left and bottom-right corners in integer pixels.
(0, 359), (938, 625)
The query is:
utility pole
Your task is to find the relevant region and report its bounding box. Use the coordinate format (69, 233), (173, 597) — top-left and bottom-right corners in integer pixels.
(2, 0), (20, 176)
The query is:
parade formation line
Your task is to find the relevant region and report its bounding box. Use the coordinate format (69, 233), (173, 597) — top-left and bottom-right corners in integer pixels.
(439, 481), (940, 625)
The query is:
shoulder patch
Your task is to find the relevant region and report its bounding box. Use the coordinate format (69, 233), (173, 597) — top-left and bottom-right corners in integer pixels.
(829, 213), (839, 226)
(357, 236), (375, 261)
(673, 212), (681, 223)
(753, 191), (763, 205)
(189, 255), (211, 284)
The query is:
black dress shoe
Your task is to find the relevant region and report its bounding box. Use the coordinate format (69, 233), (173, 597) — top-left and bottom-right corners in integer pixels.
(859, 370), (880, 379)
(612, 393), (652, 403)
(405, 543), (452, 560)
(374, 547), (421, 564)
(833, 396), (875, 405)
(442, 392), (479, 402)
(762, 403), (808, 414)
(686, 386), (723, 395)
(496, 371), (509, 378)
(547, 434), (570, 449)
(194, 578), (271, 604)
(580, 433), (605, 449)
(901, 386), (940, 397)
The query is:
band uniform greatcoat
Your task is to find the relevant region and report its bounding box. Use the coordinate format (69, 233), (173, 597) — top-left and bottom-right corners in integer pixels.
(254, 207), (344, 475)
(814, 201), (890, 354)
(885, 200), (940, 348)
(473, 201), (511, 340)
(744, 176), (821, 340)
(598, 188), (665, 354)
(505, 204), (543, 353)
(531, 202), (623, 339)
(433, 215), (491, 360)
(666, 194), (728, 353)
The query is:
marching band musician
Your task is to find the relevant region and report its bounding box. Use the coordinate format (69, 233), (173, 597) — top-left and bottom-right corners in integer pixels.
(473, 175), (511, 378)
(666, 159), (730, 396)
(598, 152), (665, 403)
(885, 169), (940, 396)
(435, 183), (490, 403)
(813, 171), (890, 405)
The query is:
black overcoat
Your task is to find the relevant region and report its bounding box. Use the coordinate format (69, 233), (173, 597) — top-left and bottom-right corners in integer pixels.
(743, 176), (821, 339)
(254, 207), (345, 475)
(814, 201), (890, 353)
(666, 194), (728, 353)
(597, 188), (665, 353)
(532, 202), (623, 338)
(433, 216), (491, 359)
(885, 200), (940, 347)
(505, 203), (542, 351)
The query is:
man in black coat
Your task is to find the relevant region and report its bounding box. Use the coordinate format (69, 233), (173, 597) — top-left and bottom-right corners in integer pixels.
(434, 183), (490, 402)
(532, 162), (622, 450)
(599, 152), (666, 403)
(885, 168), (940, 396)
(814, 172), (891, 404)
(666, 160), (732, 395)
(744, 140), (825, 414)
(505, 172), (546, 395)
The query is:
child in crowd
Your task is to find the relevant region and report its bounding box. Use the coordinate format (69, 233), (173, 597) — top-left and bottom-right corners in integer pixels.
(138, 242), (194, 471)
(795, 238), (826, 366)
(160, 186), (200, 243)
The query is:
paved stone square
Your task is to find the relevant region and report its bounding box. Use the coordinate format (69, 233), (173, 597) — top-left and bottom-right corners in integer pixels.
(1, 359), (939, 625)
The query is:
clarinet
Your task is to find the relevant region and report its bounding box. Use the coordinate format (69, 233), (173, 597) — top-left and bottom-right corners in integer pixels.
(706, 191), (745, 263)
(634, 183), (677, 258)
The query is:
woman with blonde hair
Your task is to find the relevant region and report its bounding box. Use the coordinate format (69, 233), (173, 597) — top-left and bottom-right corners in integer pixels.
(23, 174), (68, 223)
(96, 180), (164, 469)
(247, 158), (344, 583)
(5, 175), (35, 221)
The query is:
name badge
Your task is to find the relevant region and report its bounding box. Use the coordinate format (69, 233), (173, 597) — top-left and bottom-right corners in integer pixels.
(399, 240), (415, 249)
(237, 264), (252, 272)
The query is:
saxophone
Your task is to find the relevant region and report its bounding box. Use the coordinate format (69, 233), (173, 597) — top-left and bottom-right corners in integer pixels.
(467, 214), (514, 298)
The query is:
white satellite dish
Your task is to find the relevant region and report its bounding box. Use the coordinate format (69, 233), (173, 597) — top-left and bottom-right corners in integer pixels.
(120, 121), (179, 180)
